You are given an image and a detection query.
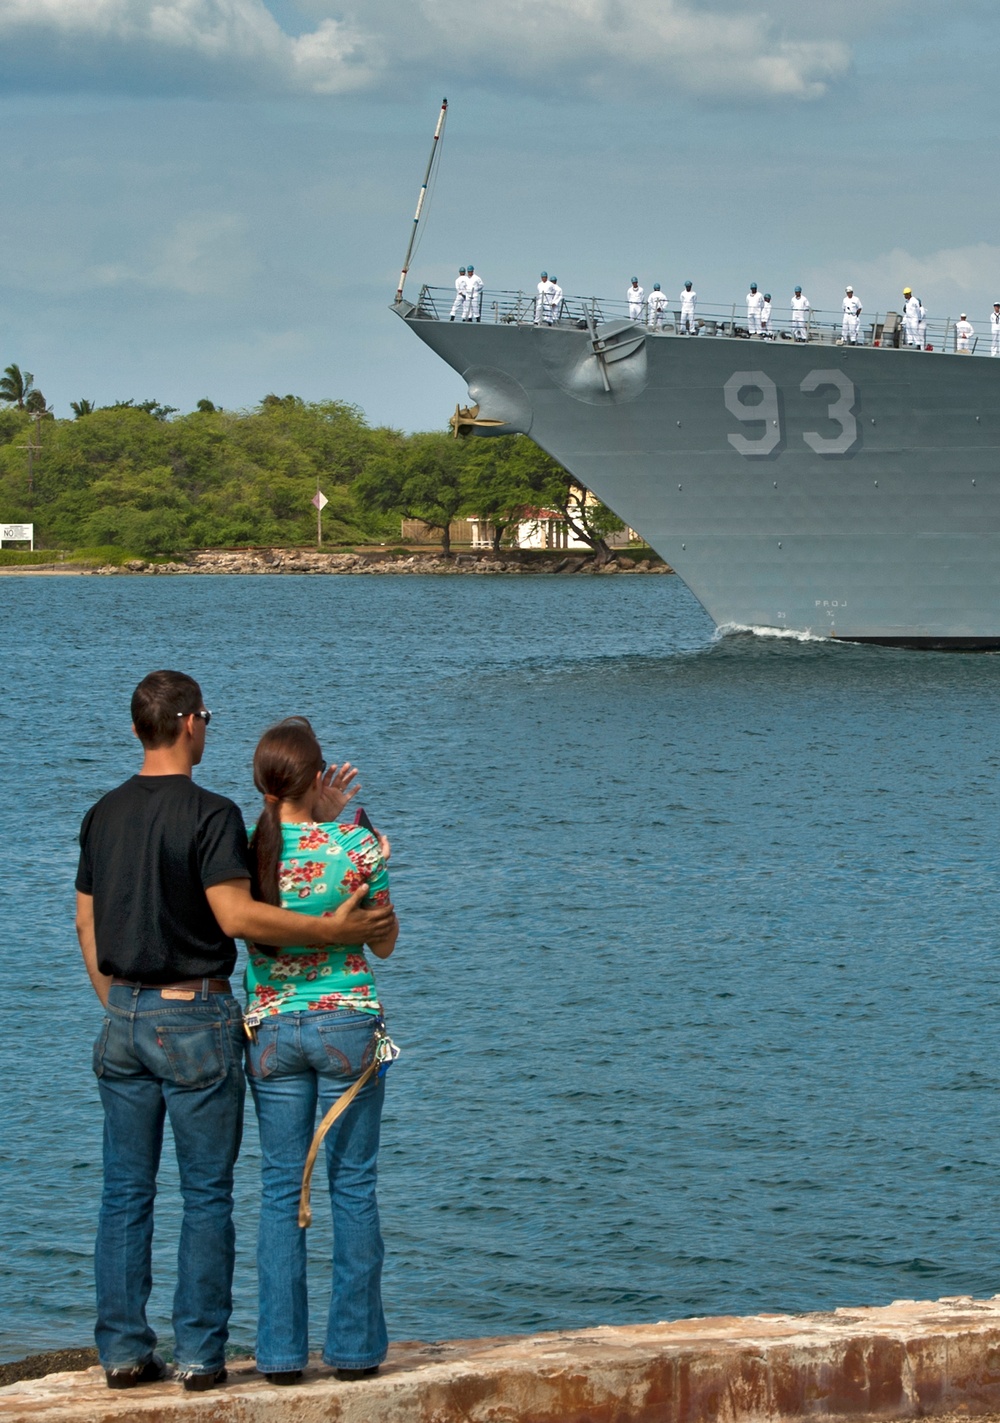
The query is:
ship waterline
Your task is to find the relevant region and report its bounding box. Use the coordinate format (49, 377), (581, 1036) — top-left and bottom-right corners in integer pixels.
(396, 292), (1000, 648)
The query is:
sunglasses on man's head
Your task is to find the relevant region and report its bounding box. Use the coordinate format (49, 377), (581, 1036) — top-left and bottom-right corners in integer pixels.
(177, 709), (212, 726)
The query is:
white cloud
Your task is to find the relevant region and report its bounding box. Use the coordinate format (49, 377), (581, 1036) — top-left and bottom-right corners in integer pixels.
(0, 0), (379, 95)
(0, 0), (865, 100)
(89, 212), (260, 296)
(338, 0), (852, 101)
(804, 243), (1000, 320)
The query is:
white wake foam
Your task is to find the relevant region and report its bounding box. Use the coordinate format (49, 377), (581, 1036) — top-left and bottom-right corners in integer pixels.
(714, 622), (833, 644)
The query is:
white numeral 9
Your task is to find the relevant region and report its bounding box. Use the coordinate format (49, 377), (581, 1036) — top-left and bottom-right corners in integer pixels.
(724, 371), (781, 456)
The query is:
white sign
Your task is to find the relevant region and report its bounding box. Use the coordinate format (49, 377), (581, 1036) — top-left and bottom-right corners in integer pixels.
(311, 491), (329, 512)
(1, 523), (33, 549)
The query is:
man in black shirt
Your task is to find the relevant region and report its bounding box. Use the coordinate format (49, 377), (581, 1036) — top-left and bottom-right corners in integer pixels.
(76, 670), (394, 1392)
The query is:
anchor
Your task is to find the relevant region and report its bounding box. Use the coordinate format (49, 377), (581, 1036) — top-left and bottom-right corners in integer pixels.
(450, 402), (506, 438)
(585, 311), (612, 393)
(583, 318), (647, 395)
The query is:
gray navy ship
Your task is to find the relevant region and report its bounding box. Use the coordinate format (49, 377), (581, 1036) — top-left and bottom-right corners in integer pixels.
(394, 284), (1000, 650)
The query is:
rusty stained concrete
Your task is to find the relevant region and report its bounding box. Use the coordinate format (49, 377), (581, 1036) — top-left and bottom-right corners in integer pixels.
(6, 1295), (1000, 1423)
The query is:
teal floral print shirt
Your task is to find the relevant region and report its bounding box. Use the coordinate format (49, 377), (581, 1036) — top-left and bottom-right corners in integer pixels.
(244, 820), (387, 1018)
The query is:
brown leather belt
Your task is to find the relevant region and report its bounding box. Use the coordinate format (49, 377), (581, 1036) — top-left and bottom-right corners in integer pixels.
(112, 977), (232, 994)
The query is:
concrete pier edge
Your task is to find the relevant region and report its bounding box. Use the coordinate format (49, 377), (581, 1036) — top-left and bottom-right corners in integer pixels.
(4, 1295), (1000, 1423)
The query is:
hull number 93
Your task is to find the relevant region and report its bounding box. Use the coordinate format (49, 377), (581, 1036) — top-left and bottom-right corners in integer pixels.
(724, 370), (859, 458)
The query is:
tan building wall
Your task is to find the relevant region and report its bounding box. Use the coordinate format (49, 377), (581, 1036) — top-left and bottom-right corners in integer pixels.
(400, 519), (478, 544)
(401, 517), (639, 549)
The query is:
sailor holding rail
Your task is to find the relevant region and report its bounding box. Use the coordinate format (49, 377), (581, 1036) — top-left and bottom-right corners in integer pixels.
(535, 272), (556, 325)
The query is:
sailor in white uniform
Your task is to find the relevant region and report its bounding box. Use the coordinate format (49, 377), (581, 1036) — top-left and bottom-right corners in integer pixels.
(902, 288), (921, 346)
(535, 271), (556, 325)
(464, 264), (484, 321)
(746, 283), (765, 335)
(450, 267), (468, 321)
(841, 286), (862, 345)
(917, 298), (927, 350)
(549, 276), (563, 324)
(760, 293), (773, 338)
(955, 314), (974, 352)
(680, 281), (696, 334)
(791, 286), (810, 341)
(627, 278), (645, 322)
(647, 283), (669, 329)
(992, 303), (1000, 356)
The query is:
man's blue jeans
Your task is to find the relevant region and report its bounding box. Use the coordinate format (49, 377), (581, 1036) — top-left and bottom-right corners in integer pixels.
(93, 984), (246, 1375)
(246, 1010), (387, 1372)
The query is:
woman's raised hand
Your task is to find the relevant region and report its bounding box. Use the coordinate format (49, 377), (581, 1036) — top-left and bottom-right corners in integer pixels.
(314, 762), (360, 820)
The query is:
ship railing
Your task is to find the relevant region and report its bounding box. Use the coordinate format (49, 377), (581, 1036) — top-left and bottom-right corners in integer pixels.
(414, 287), (999, 356)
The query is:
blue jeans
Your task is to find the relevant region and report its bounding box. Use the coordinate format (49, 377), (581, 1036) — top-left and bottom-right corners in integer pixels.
(247, 1010), (387, 1372)
(92, 984), (246, 1374)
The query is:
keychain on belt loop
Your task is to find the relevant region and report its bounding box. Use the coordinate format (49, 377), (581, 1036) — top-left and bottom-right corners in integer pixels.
(298, 1022), (400, 1228)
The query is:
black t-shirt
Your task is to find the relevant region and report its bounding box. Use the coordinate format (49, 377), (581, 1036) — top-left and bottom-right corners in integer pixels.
(76, 775), (251, 983)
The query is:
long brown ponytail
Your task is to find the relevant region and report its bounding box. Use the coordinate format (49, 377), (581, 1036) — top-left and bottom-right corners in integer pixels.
(249, 717), (324, 913)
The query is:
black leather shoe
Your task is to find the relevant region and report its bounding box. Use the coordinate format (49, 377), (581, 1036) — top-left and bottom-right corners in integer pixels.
(265, 1371), (303, 1385)
(182, 1366), (227, 1391)
(105, 1353), (166, 1389)
(335, 1365), (379, 1380)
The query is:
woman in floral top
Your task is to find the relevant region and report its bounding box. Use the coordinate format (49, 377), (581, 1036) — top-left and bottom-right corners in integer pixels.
(244, 717), (397, 1385)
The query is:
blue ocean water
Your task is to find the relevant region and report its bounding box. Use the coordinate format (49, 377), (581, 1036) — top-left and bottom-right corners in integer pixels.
(2, 572), (1000, 1362)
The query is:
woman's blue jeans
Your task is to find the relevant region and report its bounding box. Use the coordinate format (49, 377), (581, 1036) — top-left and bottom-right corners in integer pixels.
(246, 1009), (387, 1372)
(93, 984), (246, 1375)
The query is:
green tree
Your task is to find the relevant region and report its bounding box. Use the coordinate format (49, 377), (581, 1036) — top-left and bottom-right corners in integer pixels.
(353, 432), (468, 555)
(505, 437), (625, 563)
(196, 399), (217, 414)
(0, 364), (34, 409)
(81, 463), (194, 556)
(106, 398), (178, 421)
(70, 399), (95, 418)
(461, 437), (535, 553)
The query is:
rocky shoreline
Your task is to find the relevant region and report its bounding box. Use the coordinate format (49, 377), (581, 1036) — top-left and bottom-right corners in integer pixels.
(0, 1350), (97, 1387)
(82, 549), (673, 577)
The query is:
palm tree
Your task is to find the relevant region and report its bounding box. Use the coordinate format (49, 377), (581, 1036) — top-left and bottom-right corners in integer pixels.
(0, 364), (35, 408)
(24, 389), (49, 415)
(70, 398), (95, 418)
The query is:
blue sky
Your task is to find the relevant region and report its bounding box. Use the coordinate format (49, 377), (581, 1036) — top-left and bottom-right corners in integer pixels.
(0, 0), (997, 429)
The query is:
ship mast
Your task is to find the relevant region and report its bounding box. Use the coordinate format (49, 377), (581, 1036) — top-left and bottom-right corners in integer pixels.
(395, 98), (448, 304)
